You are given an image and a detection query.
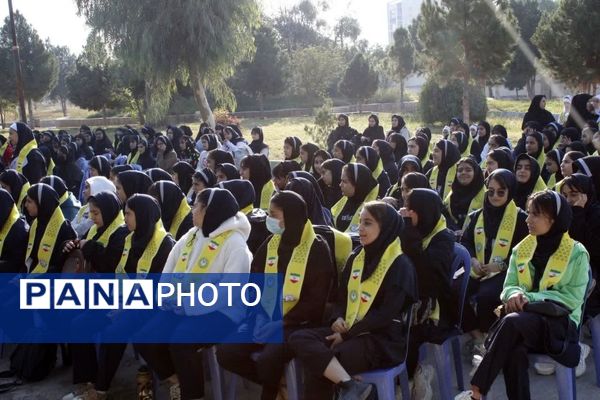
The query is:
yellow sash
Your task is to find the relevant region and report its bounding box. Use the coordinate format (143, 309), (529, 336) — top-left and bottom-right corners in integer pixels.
(173, 229), (233, 274)
(59, 191), (69, 206)
(547, 173), (557, 189)
(554, 179), (565, 193)
(443, 187), (485, 230)
(262, 220), (316, 317)
(241, 204), (253, 215)
(387, 182), (400, 198)
(332, 228), (353, 272)
(345, 238), (403, 328)
(422, 215), (447, 250)
(259, 180), (276, 210)
(26, 207), (65, 273)
(0, 204), (20, 255)
(86, 211), (125, 247)
(74, 204), (89, 225)
(429, 163), (457, 199)
(473, 200), (518, 279)
(534, 176), (547, 193)
(48, 158), (55, 175)
(372, 159), (384, 181)
(422, 145), (432, 168)
(16, 140), (37, 173)
(127, 151), (140, 165)
(514, 233), (575, 291)
(169, 198), (191, 237)
(535, 151), (546, 170)
(116, 221), (168, 274)
(331, 185), (379, 233)
(17, 182), (30, 209)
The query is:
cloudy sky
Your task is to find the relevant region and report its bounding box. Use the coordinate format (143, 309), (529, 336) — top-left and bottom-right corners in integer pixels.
(0, 0), (390, 55)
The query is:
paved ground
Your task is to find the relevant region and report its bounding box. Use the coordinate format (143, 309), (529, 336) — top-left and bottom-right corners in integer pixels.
(0, 334), (598, 400)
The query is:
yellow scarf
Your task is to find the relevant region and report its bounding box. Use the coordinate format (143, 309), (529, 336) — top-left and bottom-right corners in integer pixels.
(547, 173), (557, 189)
(443, 187), (485, 230)
(169, 198), (191, 237)
(262, 220), (316, 317)
(372, 159), (384, 181)
(86, 211), (125, 247)
(26, 207), (65, 273)
(422, 215), (447, 250)
(59, 191), (69, 206)
(259, 180), (276, 210)
(241, 204), (253, 215)
(332, 228), (353, 272)
(429, 163), (457, 200)
(127, 151), (140, 165)
(17, 181), (30, 210)
(514, 233), (575, 291)
(331, 185), (379, 233)
(16, 140), (37, 173)
(173, 229), (233, 273)
(116, 221), (168, 274)
(534, 176), (547, 193)
(0, 204), (20, 255)
(74, 204), (89, 225)
(345, 238), (403, 328)
(535, 151), (546, 170)
(554, 179), (565, 193)
(473, 200), (518, 279)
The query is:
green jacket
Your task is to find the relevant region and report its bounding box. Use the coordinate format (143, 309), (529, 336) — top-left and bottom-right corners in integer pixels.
(501, 241), (590, 325)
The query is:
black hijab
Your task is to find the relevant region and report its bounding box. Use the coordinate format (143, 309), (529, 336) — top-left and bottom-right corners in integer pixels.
(565, 94), (596, 131)
(300, 142), (319, 172)
(89, 155), (111, 179)
(270, 190), (308, 248)
(11, 122), (35, 157)
(146, 168), (174, 183)
(194, 168), (217, 188)
(406, 188), (443, 238)
(155, 135), (175, 154)
(566, 141), (588, 155)
(285, 177), (328, 225)
(363, 114), (385, 141)
(225, 126), (245, 146)
(398, 155), (422, 181)
(241, 154), (271, 207)
(523, 95), (555, 130)
(477, 121), (491, 148)
(390, 114), (406, 132)
(488, 148), (514, 172)
(527, 131), (545, 159)
(126, 194), (162, 256)
(452, 132), (469, 154)
(218, 179), (255, 211)
(321, 159), (345, 189)
(87, 191), (122, 237)
(0, 188), (16, 226)
(414, 135), (430, 161)
(387, 132), (408, 162)
(563, 173), (597, 207)
(0, 169), (28, 204)
(337, 163), (378, 231)
(118, 170), (153, 200)
(288, 170), (326, 207)
(334, 140), (355, 164)
(92, 128), (112, 155)
(514, 154), (541, 208)
(208, 149), (235, 166)
(197, 188), (240, 237)
(435, 139), (461, 170)
(449, 157), (484, 218)
(362, 203), (405, 280)
(249, 127), (268, 154)
(40, 175), (68, 199)
(216, 163), (240, 181)
(483, 168), (518, 238)
(148, 180), (186, 231)
(357, 146), (382, 174)
(546, 149), (564, 182)
(202, 134), (221, 152)
(173, 161), (195, 194)
(26, 183), (61, 263)
(285, 136), (302, 160)
(373, 140), (395, 166)
(572, 156), (600, 196)
(312, 149), (331, 180)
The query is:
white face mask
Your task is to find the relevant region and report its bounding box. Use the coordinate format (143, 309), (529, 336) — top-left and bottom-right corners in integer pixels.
(266, 216), (284, 235)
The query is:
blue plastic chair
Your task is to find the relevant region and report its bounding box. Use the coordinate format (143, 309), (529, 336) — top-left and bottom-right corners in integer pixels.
(591, 313), (600, 387)
(357, 305), (414, 400)
(420, 242), (471, 400)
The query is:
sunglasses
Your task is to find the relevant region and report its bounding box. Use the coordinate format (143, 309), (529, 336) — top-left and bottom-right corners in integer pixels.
(486, 188), (507, 198)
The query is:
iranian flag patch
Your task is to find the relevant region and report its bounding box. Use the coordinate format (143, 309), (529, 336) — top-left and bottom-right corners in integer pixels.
(208, 240), (219, 250)
(517, 263), (526, 274)
(548, 269), (561, 278)
(351, 269), (360, 280)
(181, 252), (188, 262)
(267, 257), (277, 267)
(475, 227), (484, 235)
(360, 292), (371, 303)
(41, 243), (51, 253)
(498, 238), (509, 248)
(289, 273), (301, 283)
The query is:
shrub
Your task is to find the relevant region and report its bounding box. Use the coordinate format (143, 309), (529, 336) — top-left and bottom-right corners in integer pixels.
(304, 99), (336, 148)
(419, 78), (487, 123)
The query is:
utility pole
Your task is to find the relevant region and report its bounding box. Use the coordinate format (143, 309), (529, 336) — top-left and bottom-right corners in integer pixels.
(8, 0), (27, 123)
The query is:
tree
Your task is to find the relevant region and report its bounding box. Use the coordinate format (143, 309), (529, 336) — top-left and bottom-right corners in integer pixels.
(533, 0), (600, 92)
(273, 0), (328, 53)
(418, 0), (515, 121)
(389, 27), (414, 106)
(233, 26), (287, 111)
(48, 45), (76, 116)
(333, 16), (361, 49)
(290, 45), (344, 99)
(76, 0), (260, 126)
(0, 12), (58, 124)
(339, 53), (379, 112)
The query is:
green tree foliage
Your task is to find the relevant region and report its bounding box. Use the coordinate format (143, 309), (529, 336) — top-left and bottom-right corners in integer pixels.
(418, 0), (515, 121)
(419, 78), (488, 124)
(48, 45), (76, 116)
(338, 53), (379, 111)
(389, 27), (414, 105)
(304, 98), (336, 148)
(0, 11), (57, 122)
(76, 0), (260, 126)
(408, 16), (424, 73)
(334, 16), (361, 49)
(290, 45), (344, 99)
(233, 26), (287, 111)
(273, 0), (328, 53)
(533, 0), (600, 92)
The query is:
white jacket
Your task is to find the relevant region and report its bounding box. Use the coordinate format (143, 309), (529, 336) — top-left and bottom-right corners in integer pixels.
(162, 212), (252, 322)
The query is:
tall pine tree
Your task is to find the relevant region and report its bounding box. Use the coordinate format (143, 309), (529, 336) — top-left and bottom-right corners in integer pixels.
(389, 27), (414, 107)
(339, 53), (379, 112)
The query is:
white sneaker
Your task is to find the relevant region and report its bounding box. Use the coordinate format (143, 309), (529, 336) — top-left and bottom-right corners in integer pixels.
(455, 390), (477, 400)
(534, 362), (556, 375)
(576, 343), (591, 378)
(469, 354), (483, 377)
(62, 383), (93, 400)
(412, 364), (434, 400)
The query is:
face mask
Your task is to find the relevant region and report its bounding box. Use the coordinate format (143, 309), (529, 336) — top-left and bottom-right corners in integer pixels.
(266, 216), (284, 235)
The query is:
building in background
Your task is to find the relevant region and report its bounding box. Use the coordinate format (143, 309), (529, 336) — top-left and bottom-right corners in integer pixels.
(387, 0), (424, 44)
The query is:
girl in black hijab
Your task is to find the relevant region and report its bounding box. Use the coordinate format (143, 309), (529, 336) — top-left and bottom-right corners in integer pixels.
(387, 155), (422, 200)
(249, 126), (269, 156)
(443, 157), (485, 232)
(462, 191), (587, 400)
(155, 135), (179, 173)
(427, 139), (461, 199)
(0, 169), (29, 211)
(288, 170), (326, 207)
(89, 155), (111, 179)
(116, 170), (153, 205)
(172, 161), (196, 202)
(476, 121), (491, 159)
(240, 154), (274, 209)
(284, 136), (303, 163)
(521, 95), (556, 130)
(356, 146), (391, 198)
(373, 139), (399, 185)
(460, 169), (528, 354)
(332, 163), (378, 233)
(24, 183), (76, 273)
(92, 128), (113, 156)
(399, 188), (455, 378)
(544, 148), (564, 188)
(8, 122), (46, 183)
(136, 137), (156, 170)
(75, 133), (94, 160)
(485, 147), (514, 177)
(148, 181), (193, 240)
(198, 133), (221, 169)
(312, 149), (331, 181)
(206, 149), (235, 172)
(54, 144), (84, 195)
(272, 160), (302, 191)
(387, 132), (408, 162)
(146, 167), (174, 183)
(388, 113), (409, 138)
(408, 135), (433, 173)
(513, 153), (547, 209)
(0, 188), (27, 272)
(320, 159), (344, 209)
(565, 94), (596, 131)
(215, 163), (240, 183)
(572, 155), (600, 196)
(300, 142), (319, 172)
(40, 175), (81, 221)
(332, 140), (355, 164)
(218, 190), (334, 400)
(361, 114), (385, 145)
(192, 168), (217, 194)
(525, 131), (546, 169)
(326, 114), (358, 152)
(285, 177), (331, 226)
(288, 201), (417, 399)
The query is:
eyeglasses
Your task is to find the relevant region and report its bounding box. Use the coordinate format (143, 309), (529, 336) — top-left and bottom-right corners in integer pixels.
(486, 188), (507, 198)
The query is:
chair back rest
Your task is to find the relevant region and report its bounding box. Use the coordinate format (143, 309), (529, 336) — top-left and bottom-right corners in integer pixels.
(451, 242), (472, 329)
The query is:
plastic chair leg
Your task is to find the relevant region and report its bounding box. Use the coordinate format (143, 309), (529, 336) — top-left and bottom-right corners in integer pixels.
(399, 367), (411, 400)
(204, 346), (225, 400)
(590, 314), (600, 387)
(432, 342), (454, 400)
(554, 363), (575, 400)
(451, 336), (465, 391)
(285, 359), (301, 400)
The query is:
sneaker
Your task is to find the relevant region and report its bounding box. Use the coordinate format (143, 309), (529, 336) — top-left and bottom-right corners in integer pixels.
(335, 379), (374, 400)
(62, 383), (93, 400)
(168, 383), (181, 400)
(469, 355), (483, 377)
(74, 389), (107, 400)
(575, 343), (591, 378)
(455, 390), (479, 400)
(534, 362), (556, 376)
(412, 364), (433, 400)
(472, 342), (486, 358)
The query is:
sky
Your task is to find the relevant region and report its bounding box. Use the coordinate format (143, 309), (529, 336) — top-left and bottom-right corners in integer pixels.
(0, 0), (390, 55)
